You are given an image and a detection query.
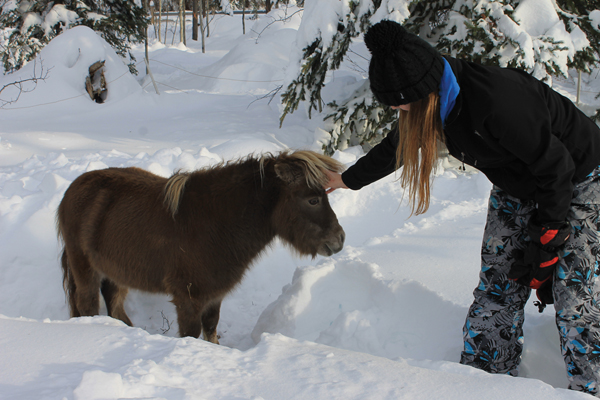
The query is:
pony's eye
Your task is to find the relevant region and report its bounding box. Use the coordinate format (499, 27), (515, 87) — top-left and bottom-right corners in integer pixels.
(308, 198), (320, 206)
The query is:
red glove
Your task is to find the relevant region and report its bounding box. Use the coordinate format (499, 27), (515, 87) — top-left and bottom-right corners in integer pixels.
(508, 219), (571, 289)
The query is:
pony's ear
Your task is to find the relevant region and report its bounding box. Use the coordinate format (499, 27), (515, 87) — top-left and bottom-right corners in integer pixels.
(274, 161), (304, 185)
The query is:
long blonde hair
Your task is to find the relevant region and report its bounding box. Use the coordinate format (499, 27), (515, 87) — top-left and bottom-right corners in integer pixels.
(396, 92), (444, 216)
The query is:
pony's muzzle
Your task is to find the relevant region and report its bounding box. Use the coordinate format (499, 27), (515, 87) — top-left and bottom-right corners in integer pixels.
(321, 229), (345, 256)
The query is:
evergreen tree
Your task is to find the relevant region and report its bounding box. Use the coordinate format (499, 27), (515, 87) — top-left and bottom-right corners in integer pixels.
(324, 80), (397, 153)
(281, 0), (600, 155)
(406, 0), (598, 83)
(0, 0), (148, 74)
(555, 0), (600, 72)
(280, 0), (410, 153)
(554, 0), (600, 120)
(83, 0), (148, 74)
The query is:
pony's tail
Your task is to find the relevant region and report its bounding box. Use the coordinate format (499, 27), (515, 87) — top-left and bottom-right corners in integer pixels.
(60, 249), (78, 318)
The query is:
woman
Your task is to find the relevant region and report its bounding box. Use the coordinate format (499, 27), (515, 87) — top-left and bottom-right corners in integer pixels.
(325, 20), (600, 396)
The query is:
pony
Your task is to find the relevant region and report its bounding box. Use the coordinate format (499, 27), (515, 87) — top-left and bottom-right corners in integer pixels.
(57, 150), (345, 343)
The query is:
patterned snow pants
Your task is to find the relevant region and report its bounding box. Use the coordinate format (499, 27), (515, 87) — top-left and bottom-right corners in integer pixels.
(460, 167), (600, 396)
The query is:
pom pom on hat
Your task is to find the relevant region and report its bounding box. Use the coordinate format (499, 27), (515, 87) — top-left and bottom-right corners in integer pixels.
(364, 20), (408, 54)
(365, 20), (444, 106)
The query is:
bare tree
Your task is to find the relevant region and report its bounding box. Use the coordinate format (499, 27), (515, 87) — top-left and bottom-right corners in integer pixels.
(158, 0), (163, 42)
(242, 0), (247, 34)
(204, 0), (210, 38)
(199, 0), (206, 52)
(251, 6), (302, 43)
(192, 0), (199, 40)
(0, 60), (49, 108)
(179, 0), (186, 45)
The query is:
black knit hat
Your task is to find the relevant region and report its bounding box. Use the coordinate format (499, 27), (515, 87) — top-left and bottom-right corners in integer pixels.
(365, 20), (444, 106)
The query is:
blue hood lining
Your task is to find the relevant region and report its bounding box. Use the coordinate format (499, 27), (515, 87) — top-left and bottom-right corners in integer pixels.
(439, 58), (460, 126)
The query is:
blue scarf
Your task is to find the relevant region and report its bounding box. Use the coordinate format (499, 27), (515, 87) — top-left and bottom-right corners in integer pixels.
(439, 58), (460, 126)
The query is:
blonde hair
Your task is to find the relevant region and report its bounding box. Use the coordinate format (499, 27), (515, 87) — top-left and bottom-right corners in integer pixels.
(284, 150), (345, 189)
(395, 92), (444, 216)
(164, 171), (191, 218)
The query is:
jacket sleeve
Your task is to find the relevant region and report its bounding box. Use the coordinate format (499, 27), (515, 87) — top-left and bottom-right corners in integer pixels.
(341, 123), (401, 190)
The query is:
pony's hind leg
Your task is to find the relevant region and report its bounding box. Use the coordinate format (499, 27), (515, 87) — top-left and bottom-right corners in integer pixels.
(66, 248), (102, 317)
(201, 300), (222, 344)
(101, 279), (132, 326)
(61, 249), (79, 317)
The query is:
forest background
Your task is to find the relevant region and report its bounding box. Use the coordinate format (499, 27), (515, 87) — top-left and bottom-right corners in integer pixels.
(2, 0), (599, 156)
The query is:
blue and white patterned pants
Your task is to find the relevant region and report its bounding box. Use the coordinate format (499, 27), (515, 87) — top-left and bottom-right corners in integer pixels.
(460, 168), (600, 396)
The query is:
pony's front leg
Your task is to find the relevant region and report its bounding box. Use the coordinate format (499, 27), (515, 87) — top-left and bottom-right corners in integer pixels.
(201, 300), (222, 344)
(172, 294), (203, 338)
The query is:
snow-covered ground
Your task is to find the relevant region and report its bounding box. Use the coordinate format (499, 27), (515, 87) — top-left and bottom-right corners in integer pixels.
(1, 6), (599, 400)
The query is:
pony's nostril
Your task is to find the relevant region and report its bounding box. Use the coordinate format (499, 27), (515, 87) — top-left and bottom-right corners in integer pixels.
(340, 232), (345, 244)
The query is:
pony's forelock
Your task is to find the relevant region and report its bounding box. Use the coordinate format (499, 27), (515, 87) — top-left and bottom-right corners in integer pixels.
(288, 150), (345, 190)
(259, 150), (344, 189)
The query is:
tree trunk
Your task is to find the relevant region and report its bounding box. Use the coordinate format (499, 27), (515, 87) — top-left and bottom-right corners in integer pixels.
(179, 0), (186, 45)
(242, 0), (246, 35)
(205, 0), (210, 38)
(199, 0), (205, 52)
(192, 0), (198, 41)
(172, 16), (178, 45)
(158, 0), (162, 43)
(266, 0), (271, 13)
(144, 0), (149, 74)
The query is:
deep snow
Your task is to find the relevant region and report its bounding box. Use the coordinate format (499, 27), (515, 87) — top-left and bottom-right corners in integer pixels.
(0, 5), (599, 400)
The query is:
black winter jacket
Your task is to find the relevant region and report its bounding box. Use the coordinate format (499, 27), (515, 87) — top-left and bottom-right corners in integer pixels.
(341, 56), (600, 224)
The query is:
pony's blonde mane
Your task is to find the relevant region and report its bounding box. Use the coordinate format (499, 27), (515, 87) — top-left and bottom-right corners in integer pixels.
(165, 150), (344, 217)
(164, 172), (192, 218)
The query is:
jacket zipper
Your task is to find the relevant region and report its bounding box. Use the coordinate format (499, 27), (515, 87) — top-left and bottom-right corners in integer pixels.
(460, 152), (478, 170)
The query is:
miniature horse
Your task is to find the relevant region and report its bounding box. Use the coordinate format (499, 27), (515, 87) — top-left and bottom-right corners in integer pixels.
(57, 150), (345, 343)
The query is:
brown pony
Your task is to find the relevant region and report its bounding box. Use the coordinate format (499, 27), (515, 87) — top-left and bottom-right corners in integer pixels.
(57, 150), (345, 343)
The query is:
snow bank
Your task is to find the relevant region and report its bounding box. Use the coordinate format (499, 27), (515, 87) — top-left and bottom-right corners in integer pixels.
(0, 316), (587, 400)
(252, 256), (466, 362)
(0, 26), (142, 109)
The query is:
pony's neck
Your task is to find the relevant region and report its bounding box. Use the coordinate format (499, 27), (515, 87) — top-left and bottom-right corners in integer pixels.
(182, 157), (280, 245)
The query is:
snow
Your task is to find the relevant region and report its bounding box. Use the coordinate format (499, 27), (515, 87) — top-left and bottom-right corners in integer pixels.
(0, 6), (599, 400)
(20, 4), (80, 36)
(510, 0), (580, 75)
(370, 0), (411, 25)
(591, 11), (600, 30)
(513, 0), (560, 37)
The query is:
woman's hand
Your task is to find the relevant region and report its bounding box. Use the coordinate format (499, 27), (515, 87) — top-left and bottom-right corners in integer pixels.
(323, 169), (348, 194)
